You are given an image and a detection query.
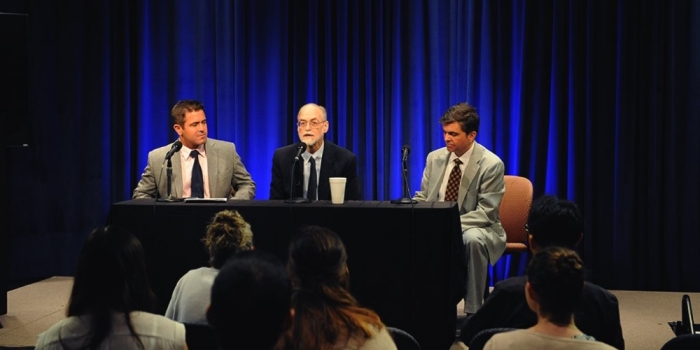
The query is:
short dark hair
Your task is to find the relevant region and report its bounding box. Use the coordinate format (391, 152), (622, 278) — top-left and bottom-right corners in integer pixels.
(439, 102), (480, 134)
(171, 100), (205, 126)
(527, 246), (585, 326)
(527, 195), (583, 249)
(208, 250), (291, 350)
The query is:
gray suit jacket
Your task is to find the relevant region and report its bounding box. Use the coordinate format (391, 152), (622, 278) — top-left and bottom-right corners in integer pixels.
(414, 142), (506, 264)
(132, 138), (256, 199)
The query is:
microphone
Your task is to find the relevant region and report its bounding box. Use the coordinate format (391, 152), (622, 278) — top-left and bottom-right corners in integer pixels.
(293, 142), (307, 161)
(285, 142), (311, 204)
(401, 144), (410, 162)
(391, 143), (417, 204)
(157, 140), (185, 202)
(164, 140), (183, 160)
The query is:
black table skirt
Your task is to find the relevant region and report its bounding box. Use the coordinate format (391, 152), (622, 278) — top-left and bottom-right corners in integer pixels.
(107, 199), (465, 350)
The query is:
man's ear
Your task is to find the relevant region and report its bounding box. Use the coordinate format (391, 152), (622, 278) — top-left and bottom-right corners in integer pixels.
(173, 124), (182, 135)
(528, 234), (538, 253)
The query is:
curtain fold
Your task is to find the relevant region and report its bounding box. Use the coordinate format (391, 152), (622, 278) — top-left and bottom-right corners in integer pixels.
(8, 0), (700, 292)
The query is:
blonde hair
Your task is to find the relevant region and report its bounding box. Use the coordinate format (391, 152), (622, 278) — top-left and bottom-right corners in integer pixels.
(202, 210), (253, 268)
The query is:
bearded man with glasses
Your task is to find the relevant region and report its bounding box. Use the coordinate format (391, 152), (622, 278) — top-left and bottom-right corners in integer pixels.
(269, 103), (362, 201)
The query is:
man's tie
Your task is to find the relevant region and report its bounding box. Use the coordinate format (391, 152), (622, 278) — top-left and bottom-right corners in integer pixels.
(307, 157), (317, 200)
(190, 150), (204, 198)
(444, 158), (462, 202)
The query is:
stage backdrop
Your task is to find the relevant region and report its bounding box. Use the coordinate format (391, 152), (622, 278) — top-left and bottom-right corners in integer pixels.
(6, 0), (700, 292)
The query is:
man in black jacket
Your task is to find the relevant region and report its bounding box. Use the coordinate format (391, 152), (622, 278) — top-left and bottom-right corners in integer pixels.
(459, 195), (625, 349)
(269, 103), (361, 201)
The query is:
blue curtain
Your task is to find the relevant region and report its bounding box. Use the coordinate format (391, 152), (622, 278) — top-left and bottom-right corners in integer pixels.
(7, 0), (700, 292)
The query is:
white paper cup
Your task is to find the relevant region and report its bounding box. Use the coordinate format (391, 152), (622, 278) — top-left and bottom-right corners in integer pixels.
(329, 177), (347, 204)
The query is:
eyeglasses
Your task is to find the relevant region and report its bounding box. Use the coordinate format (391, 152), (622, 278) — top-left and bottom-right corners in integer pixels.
(297, 120), (326, 129)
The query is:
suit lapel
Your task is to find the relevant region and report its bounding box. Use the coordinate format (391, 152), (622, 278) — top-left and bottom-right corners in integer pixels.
(431, 150), (450, 200)
(293, 158), (304, 198)
(457, 143), (483, 208)
(318, 141), (334, 199)
(206, 139), (218, 196)
(172, 150), (183, 198)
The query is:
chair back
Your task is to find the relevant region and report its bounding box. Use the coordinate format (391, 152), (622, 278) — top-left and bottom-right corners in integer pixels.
(500, 175), (533, 252)
(681, 294), (696, 335)
(469, 327), (517, 350)
(386, 326), (421, 350)
(660, 334), (700, 350)
(184, 323), (218, 350)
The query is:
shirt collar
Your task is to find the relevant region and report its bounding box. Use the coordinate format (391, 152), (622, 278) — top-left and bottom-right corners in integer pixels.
(180, 144), (206, 160)
(449, 143), (473, 164)
(303, 142), (325, 162)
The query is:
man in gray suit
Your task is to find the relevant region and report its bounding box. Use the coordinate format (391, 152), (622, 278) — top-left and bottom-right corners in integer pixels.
(133, 100), (256, 199)
(414, 102), (505, 315)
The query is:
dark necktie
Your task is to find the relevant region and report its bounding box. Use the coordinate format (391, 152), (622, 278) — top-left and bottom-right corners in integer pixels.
(190, 150), (204, 198)
(444, 158), (462, 202)
(307, 157), (317, 200)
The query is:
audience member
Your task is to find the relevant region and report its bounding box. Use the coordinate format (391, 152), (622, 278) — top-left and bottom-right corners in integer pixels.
(270, 103), (362, 200)
(413, 102), (506, 315)
(484, 247), (616, 350)
(460, 195), (624, 349)
(282, 225), (397, 350)
(35, 226), (186, 349)
(165, 209), (253, 324)
(133, 99), (256, 199)
(207, 250), (293, 350)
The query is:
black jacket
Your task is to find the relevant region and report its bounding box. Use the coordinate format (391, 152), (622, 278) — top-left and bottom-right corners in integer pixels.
(269, 140), (362, 200)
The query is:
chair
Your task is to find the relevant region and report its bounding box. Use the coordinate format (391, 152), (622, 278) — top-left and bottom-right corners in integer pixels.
(669, 294), (700, 336)
(386, 326), (421, 350)
(660, 334), (700, 350)
(662, 295), (700, 349)
(468, 327), (517, 350)
(184, 323), (218, 350)
(500, 175), (533, 257)
(485, 175), (533, 297)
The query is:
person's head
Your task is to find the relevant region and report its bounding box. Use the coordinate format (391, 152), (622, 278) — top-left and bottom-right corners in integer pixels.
(526, 195), (583, 252)
(439, 102), (480, 156)
(68, 226), (155, 315)
(67, 226), (156, 348)
(286, 226), (383, 350)
(202, 210), (254, 269)
(296, 103), (329, 154)
(287, 225), (349, 291)
(172, 99), (208, 149)
(207, 250), (292, 350)
(525, 246), (585, 326)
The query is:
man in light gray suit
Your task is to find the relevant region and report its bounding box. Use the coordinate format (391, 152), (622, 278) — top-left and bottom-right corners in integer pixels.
(133, 100), (256, 200)
(414, 102), (505, 315)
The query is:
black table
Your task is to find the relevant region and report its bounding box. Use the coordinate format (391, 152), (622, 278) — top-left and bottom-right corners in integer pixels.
(107, 199), (465, 350)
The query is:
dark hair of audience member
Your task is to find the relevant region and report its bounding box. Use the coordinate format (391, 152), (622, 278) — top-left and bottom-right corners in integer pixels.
(63, 226), (156, 349)
(202, 209), (254, 269)
(286, 225), (384, 350)
(527, 246), (586, 326)
(527, 194), (583, 249)
(207, 250), (292, 350)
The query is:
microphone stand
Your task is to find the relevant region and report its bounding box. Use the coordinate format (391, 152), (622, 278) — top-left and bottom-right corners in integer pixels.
(285, 158), (311, 204)
(391, 157), (417, 204)
(157, 156), (183, 202)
